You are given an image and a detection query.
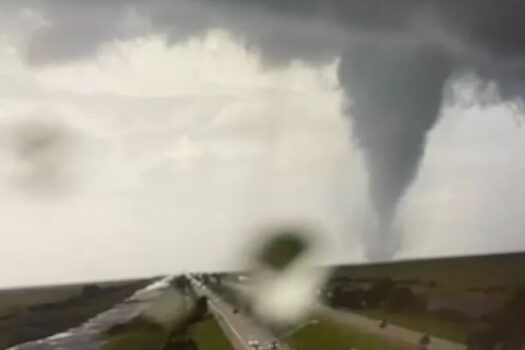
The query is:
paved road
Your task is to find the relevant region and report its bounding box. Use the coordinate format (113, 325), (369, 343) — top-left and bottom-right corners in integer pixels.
(323, 306), (467, 350)
(8, 277), (174, 350)
(190, 278), (289, 350)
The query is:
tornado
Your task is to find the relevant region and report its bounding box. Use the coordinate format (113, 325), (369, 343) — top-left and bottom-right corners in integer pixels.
(339, 38), (454, 260)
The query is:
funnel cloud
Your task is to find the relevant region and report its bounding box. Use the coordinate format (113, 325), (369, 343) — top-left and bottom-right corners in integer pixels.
(339, 40), (453, 259)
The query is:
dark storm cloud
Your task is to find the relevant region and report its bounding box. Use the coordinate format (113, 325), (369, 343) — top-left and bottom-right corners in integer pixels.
(13, 0), (346, 66)
(5, 0), (525, 259)
(24, 1), (134, 65)
(10, 0), (525, 91)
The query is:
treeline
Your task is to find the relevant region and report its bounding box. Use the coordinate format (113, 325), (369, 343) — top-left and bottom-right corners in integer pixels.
(325, 278), (426, 313)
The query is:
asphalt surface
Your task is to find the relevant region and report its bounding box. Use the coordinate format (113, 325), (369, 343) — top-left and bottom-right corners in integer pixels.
(190, 279), (289, 350)
(7, 277), (174, 350)
(322, 306), (467, 350)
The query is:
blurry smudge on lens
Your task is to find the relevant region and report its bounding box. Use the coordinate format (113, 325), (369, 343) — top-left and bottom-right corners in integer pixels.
(6, 119), (77, 196)
(244, 227), (330, 329)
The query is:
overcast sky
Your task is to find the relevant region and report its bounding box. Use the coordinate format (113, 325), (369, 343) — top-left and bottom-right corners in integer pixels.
(0, 0), (524, 287)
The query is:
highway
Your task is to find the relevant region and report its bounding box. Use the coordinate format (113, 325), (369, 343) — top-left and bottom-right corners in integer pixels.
(190, 278), (289, 350)
(10, 275), (467, 350)
(200, 279), (467, 350)
(322, 306), (467, 350)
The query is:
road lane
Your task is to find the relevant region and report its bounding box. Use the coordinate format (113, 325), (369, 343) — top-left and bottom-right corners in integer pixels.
(190, 278), (289, 350)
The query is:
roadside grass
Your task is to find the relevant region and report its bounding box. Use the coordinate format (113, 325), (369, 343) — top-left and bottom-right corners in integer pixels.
(190, 317), (234, 350)
(103, 317), (233, 350)
(359, 310), (469, 343)
(103, 326), (168, 350)
(286, 317), (409, 350)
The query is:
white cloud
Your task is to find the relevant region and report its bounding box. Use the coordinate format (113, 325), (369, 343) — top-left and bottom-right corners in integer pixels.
(0, 30), (364, 287)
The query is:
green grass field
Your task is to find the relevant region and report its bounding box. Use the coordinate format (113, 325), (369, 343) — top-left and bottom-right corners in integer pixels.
(360, 310), (468, 343)
(286, 317), (409, 350)
(334, 252), (525, 288)
(326, 252), (525, 346)
(103, 321), (168, 350)
(104, 317), (233, 350)
(190, 318), (234, 350)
